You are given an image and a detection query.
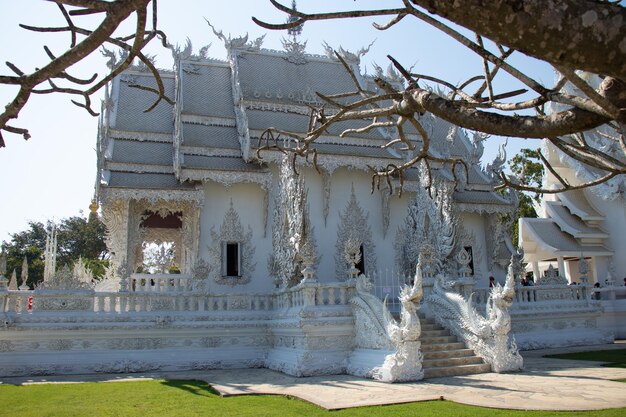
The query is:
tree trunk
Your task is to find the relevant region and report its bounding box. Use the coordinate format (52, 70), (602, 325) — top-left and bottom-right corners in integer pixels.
(411, 0), (626, 80)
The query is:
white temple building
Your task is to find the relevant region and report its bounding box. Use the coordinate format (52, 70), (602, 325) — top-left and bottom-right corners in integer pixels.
(0, 29), (623, 380)
(97, 31), (516, 293)
(519, 141), (626, 286)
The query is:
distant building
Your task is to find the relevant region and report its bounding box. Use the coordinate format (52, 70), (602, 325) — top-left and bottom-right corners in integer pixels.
(519, 139), (625, 285)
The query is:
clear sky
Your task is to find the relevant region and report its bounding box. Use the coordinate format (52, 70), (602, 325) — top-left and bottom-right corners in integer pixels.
(0, 0), (554, 243)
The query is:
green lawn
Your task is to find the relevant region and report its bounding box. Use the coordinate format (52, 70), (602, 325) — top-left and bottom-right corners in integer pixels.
(0, 379), (625, 417)
(545, 349), (626, 368)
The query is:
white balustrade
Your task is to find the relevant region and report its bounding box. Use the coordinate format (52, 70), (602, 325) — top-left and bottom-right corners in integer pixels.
(130, 273), (193, 293)
(592, 286), (626, 301)
(2, 281), (354, 316)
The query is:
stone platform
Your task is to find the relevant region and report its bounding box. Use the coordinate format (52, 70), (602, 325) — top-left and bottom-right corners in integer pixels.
(2, 343), (625, 411)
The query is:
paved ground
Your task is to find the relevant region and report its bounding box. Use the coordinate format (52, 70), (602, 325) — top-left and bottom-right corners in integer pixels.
(2, 343), (626, 411)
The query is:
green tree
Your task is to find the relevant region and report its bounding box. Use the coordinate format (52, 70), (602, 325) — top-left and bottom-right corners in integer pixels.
(56, 214), (108, 264)
(1, 221), (46, 288)
(1, 213), (108, 287)
(507, 149), (544, 245)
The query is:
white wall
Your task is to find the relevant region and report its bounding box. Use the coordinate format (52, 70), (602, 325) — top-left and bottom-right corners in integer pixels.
(198, 181), (274, 293)
(299, 167), (408, 282)
(197, 166), (498, 290)
(458, 212), (492, 287)
(588, 189), (626, 282)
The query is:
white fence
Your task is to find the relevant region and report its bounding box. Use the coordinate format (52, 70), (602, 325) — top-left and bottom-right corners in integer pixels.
(1, 281), (355, 315)
(370, 269), (412, 313)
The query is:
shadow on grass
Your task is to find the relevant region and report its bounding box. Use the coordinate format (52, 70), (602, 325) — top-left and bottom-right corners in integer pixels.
(544, 349), (626, 368)
(160, 380), (221, 397)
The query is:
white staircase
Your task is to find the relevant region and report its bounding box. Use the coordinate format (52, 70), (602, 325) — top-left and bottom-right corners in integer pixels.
(420, 318), (491, 378)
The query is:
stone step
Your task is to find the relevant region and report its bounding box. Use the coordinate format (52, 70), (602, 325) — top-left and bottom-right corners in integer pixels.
(420, 342), (466, 352)
(422, 348), (476, 360)
(416, 317), (490, 379)
(422, 355), (485, 369)
(420, 335), (458, 345)
(421, 329), (450, 338)
(423, 363), (492, 379)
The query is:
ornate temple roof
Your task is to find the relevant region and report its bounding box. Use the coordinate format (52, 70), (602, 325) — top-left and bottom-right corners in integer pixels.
(558, 190), (604, 223)
(520, 218), (612, 259)
(545, 202), (608, 239)
(97, 33), (511, 212)
(520, 188), (611, 262)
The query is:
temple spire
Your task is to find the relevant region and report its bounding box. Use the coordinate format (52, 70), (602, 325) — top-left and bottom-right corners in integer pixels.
(286, 0), (303, 37)
(44, 223), (58, 282)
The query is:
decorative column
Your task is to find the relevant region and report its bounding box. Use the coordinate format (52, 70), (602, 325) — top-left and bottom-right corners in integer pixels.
(19, 257), (30, 291)
(578, 256), (591, 302)
(101, 198), (131, 291)
(343, 238), (362, 280)
(455, 247), (473, 298)
(531, 261), (540, 282)
(0, 252), (7, 313)
(557, 256), (567, 282)
(43, 224), (57, 282)
(578, 256), (589, 284)
(300, 244), (318, 307)
(180, 201), (201, 274)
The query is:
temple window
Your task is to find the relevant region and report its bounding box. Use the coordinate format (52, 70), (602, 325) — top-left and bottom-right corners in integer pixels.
(136, 210), (183, 274)
(463, 246), (474, 275)
(355, 244), (365, 275)
(222, 241), (241, 277)
(141, 241), (177, 273)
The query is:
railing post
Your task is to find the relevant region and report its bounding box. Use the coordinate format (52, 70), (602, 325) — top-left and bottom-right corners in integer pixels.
(96, 295), (104, 313)
(316, 287), (323, 305)
(0, 272), (7, 312)
(328, 287), (336, 305)
(119, 293), (127, 313)
(338, 286), (346, 305)
(301, 284), (317, 306)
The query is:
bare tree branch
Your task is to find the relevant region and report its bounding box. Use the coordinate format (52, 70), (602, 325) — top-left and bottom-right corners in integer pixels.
(254, 0), (626, 195)
(0, 0), (171, 148)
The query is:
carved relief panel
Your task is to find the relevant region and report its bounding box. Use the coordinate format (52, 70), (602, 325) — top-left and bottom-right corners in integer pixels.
(335, 185), (376, 279)
(208, 200), (256, 286)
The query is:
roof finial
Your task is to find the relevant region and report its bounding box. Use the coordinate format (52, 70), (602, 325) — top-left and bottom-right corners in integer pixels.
(286, 0), (303, 37)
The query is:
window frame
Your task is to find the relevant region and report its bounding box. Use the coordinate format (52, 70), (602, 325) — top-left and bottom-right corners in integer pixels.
(221, 241), (241, 277)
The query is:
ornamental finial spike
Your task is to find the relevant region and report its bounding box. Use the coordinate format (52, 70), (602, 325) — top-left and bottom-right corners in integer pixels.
(286, 0), (303, 37)
(89, 199), (99, 216)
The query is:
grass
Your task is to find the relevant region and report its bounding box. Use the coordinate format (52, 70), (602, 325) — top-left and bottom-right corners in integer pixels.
(544, 349), (626, 368)
(1, 379), (625, 417)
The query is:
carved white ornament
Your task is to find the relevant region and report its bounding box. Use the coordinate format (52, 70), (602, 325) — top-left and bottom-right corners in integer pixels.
(349, 257), (425, 382)
(395, 183), (456, 277)
(426, 250), (524, 373)
(208, 200), (256, 286)
(0, 252), (6, 279)
(101, 199), (130, 283)
(321, 171), (331, 226)
(487, 215), (513, 271)
(282, 36), (308, 65)
(335, 185), (376, 279)
(537, 265), (568, 286)
(43, 224), (58, 282)
(36, 263), (94, 291)
(350, 275), (395, 350)
(102, 188), (204, 205)
(179, 170), (271, 190)
(380, 186), (391, 238)
(269, 158), (318, 288)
